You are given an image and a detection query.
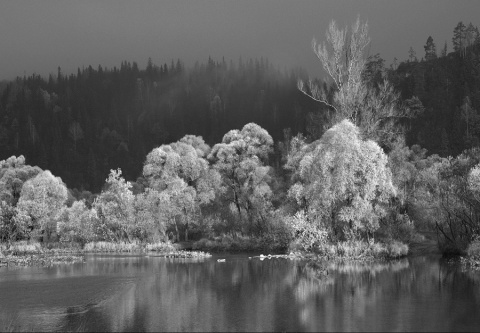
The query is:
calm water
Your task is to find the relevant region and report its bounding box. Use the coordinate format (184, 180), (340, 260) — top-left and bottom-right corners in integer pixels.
(1, 253), (480, 332)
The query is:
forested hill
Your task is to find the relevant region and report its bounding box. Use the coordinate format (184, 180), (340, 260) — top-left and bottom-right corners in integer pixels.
(0, 58), (318, 191)
(390, 41), (480, 157)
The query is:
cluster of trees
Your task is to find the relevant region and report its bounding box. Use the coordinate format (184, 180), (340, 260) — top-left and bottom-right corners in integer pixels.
(2, 18), (480, 254)
(0, 121), (283, 246)
(0, 118), (403, 251)
(293, 18), (480, 252)
(388, 144), (480, 253)
(0, 56), (317, 192)
(385, 21), (480, 157)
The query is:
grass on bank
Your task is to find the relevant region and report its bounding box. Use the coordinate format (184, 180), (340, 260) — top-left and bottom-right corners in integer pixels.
(0, 241), (85, 267)
(0, 240), (212, 267)
(318, 240), (409, 259)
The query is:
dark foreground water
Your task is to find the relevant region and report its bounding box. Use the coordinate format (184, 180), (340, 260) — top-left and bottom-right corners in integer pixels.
(1, 253), (480, 332)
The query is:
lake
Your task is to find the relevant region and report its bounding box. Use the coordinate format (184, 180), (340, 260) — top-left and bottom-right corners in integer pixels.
(1, 253), (479, 332)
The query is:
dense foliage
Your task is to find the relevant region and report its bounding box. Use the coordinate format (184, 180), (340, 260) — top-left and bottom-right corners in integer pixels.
(286, 120), (395, 241)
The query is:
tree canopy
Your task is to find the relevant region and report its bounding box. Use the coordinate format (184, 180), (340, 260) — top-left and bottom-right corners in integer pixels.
(287, 119), (396, 239)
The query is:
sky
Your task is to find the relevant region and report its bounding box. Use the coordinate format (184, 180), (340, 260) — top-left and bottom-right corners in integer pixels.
(0, 0), (479, 81)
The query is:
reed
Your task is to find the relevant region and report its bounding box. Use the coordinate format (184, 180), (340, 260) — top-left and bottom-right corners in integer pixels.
(83, 241), (142, 253)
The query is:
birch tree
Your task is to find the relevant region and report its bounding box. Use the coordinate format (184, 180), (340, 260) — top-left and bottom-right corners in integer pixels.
(298, 17), (408, 148)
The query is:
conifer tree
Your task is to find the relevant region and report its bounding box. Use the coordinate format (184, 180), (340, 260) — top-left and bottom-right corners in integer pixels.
(453, 21), (466, 55)
(424, 36), (437, 61)
(408, 47), (417, 62)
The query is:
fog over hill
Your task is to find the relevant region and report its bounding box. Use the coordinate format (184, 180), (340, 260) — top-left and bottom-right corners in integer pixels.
(0, 0), (479, 80)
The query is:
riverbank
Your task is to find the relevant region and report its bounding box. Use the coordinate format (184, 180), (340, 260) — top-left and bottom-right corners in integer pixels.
(192, 236), (409, 260)
(0, 240), (212, 268)
(192, 236), (287, 253)
(4, 234), (476, 269)
(0, 253), (84, 267)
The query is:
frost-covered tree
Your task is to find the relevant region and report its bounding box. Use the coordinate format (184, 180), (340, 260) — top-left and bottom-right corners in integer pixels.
(298, 17), (370, 121)
(179, 134), (211, 158)
(208, 123), (274, 234)
(287, 120), (396, 240)
(93, 169), (134, 242)
(0, 155), (42, 205)
(133, 188), (169, 242)
(57, 200), (97, 245)
(0, 156), (43, 241)
(298, 17), (407, 149)
(143, 135), (220, 241)
(16, 170), (68, 241)
(412, 152), (480, 253)
(0, 201), (25, 242)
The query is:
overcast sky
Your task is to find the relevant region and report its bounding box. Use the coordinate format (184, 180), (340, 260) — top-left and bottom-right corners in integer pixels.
(0, 0), (479, 80)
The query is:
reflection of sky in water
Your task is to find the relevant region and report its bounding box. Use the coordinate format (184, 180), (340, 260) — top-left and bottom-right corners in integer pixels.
(1, 255), (479, 332)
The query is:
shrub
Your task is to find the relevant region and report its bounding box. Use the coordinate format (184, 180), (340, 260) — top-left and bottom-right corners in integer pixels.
(259, 212), (294, 252)
(288, 211), (328, 251)
(57, 201), (98, 246)
(387, 240), (409, 258)
(192, 238), (214, 251)
(318, 240), (408, 259)
(83, 241), (141, 253)
(145, 241), (176, 252)
(7, 241), (42, 255)
(467, 239), (480, 259)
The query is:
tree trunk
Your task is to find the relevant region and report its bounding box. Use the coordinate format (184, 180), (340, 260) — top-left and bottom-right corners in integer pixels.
(175, 220), (180, 243)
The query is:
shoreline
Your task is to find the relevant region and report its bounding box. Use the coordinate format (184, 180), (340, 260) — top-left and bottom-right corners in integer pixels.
(2, 234), (474, 269)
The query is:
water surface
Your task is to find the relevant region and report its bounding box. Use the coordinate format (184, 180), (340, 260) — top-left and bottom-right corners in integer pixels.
(1, 253), (479, 331)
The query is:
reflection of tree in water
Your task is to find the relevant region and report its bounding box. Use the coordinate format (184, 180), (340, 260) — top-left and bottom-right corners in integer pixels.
(4, 256), (480, 331)
(328, 259), (410, 275)
(61, 257), (302, 331)
(289, 256), (480, 331)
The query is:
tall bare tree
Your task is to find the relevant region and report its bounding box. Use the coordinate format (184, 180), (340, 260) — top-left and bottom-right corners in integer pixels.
(298, 17), (410, 149)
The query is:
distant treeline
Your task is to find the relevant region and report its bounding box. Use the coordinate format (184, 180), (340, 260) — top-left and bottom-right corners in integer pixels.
(390, 21), (480, 157)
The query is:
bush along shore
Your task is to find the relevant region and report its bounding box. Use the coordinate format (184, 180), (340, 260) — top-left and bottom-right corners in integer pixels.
(459, 239), (480, 270)
(0, 240), (212, 268)
(0, 242), (84, 267)
(192, 235), (409, 261)
(0, 253), (84, 267)
(0, 236), (410, 269)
